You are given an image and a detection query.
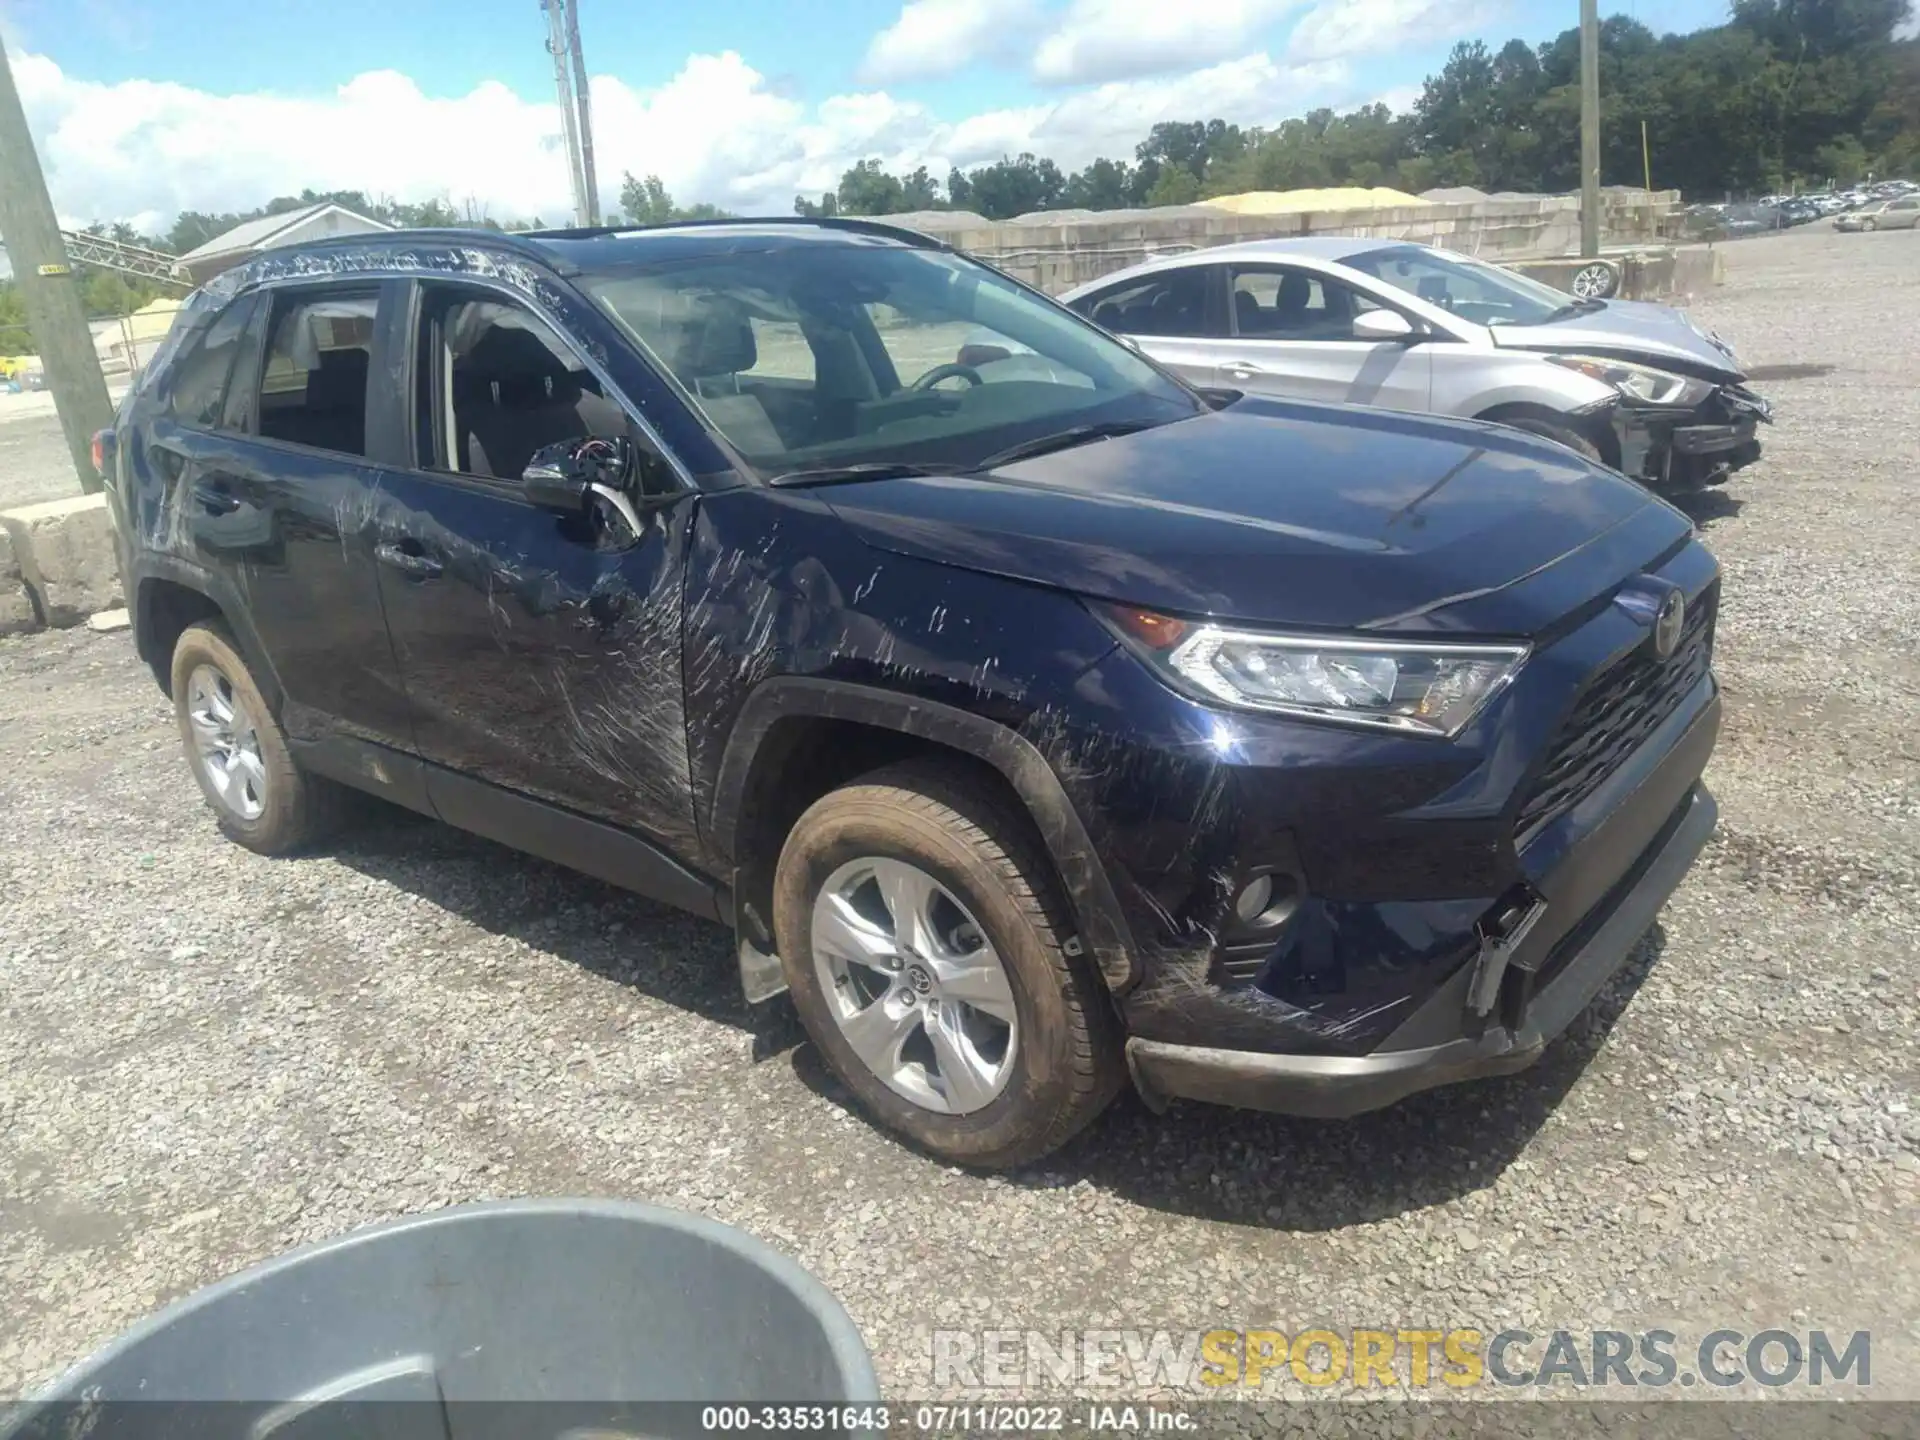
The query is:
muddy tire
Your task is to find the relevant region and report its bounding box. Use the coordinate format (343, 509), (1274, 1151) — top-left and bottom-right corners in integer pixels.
(171, 621), (348, 855)
(1504, 416), (1605, 464)
(772, 759), (1123, 1169)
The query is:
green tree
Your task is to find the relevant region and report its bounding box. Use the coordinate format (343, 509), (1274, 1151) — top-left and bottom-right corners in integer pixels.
(836, 158), (907, 215)
(617, 172), (732, 224)
(619, 173), (677, 224)
(1145, 166), (1203, 206)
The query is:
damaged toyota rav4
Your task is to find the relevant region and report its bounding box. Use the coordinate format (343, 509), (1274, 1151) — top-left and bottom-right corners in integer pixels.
(100, 219), (1721, 1168)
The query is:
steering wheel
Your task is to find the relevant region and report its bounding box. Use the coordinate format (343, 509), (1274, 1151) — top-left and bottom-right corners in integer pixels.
(910, 363), (984, 392)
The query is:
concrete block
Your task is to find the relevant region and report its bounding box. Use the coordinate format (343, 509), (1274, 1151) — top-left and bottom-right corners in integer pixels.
(0, 493), (123, 627)
(0, 525), (37, 635)
(87, 606), (131, 633)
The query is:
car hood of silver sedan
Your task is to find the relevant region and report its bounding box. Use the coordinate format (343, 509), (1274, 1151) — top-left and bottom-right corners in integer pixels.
(1488, 298), (1747, 381)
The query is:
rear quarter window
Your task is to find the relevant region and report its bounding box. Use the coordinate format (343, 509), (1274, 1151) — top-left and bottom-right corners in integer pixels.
(163, 296), (257, 428)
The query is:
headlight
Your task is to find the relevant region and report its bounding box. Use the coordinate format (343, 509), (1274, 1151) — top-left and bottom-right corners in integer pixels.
(1546, 353), (1715, 408)
(1098, 605), (1528, 738)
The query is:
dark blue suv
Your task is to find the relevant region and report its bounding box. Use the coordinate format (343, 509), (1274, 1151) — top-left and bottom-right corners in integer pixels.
(100, 219), (1720, 1167)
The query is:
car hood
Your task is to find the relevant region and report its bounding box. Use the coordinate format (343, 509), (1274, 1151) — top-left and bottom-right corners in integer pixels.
(821, 397), (1692, 637)
(1489, 298), (1746, 379)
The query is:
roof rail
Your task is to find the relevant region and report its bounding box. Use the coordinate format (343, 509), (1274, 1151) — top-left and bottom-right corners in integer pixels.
(243, 216), (951, 280)
(518, 215), (950, 249)
(278, 226), (561, 262)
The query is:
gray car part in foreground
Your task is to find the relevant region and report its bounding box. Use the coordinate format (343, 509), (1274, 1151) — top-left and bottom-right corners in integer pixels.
(5, 1198), (878, 1437)
(1059, 237), (1772, 490)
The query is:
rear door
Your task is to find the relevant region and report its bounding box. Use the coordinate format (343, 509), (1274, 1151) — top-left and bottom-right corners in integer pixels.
(364, 278), (702, 856)
(1218, 263), (1432, 412)
(146, 280), (413, 749)
(1066, 265), (1226, 387)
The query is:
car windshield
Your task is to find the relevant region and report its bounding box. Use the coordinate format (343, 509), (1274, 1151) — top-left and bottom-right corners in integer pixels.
(1344, 244), (1575, 327)
(583, 242), (1201, 479)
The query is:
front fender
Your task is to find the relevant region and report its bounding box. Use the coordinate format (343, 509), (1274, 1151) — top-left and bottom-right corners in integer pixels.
(709, 676), (1141, 994)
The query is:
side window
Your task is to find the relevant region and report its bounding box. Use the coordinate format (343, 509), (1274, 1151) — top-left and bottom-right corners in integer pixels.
(256, 290), (378, 457)
(1076, 269), (1214, 338)
(164, 295), (256, 428)
(1230, 267), (1379, 340)
(415, 286), (629, 483)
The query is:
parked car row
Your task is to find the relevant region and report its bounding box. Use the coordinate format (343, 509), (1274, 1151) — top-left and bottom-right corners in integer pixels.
(1683, 180), (1919, 237)
(1057, 236), (1770, 492)
(102, 218), (1724, 1166)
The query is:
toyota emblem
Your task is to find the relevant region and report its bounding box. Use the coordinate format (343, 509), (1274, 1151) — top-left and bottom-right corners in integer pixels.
(1652, 590), (1686, 661)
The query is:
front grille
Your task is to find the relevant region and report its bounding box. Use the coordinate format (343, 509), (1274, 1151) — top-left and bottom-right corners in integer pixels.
(1513, 583), (1717, 841)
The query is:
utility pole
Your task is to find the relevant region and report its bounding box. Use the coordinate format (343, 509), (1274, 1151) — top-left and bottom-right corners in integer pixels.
(1579, 0), (1601, 258)
(563, 0), (601, 225)
(542, 0), (590, 227)
(0, 32), (112, 495)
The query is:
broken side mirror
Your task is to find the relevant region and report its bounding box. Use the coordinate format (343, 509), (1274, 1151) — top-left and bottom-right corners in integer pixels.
(522, 436), (657, 514)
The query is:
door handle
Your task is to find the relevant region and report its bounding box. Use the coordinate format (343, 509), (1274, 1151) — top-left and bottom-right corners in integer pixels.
(1223, 361), (1270, 377)
(375, 542), (444, 580)
(190, 481), (242, 515)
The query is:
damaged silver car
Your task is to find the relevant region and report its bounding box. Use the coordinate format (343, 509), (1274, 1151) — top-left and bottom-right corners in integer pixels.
(1060, 237), (1771, 490)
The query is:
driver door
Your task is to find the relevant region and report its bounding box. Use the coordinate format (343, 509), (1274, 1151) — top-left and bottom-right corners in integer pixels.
(1217, 264), (1431, 413)
(365, 278), (701, 854)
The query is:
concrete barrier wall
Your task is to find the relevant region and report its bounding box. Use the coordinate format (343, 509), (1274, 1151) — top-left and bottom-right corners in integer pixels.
(0, 493), (123, 635)
(946, 191), (1685, 296)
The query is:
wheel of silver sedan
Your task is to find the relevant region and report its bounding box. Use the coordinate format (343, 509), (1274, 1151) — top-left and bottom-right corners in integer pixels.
(810, 855), (1018, 1115)
(184, 664), (268, 821)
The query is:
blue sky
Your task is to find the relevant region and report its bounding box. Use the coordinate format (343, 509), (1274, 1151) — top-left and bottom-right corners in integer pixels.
(3, 0), (1737, 229)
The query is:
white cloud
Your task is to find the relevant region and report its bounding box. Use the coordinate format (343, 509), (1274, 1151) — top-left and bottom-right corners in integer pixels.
(13, 46), (1358, 232)
(860, 0), (1040, 82)
(1032, 0), (1308, 84)
(1287, 0), (1497, 62)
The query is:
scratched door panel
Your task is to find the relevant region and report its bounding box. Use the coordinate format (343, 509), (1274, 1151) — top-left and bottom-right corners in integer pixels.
(369, 468), (701, 859)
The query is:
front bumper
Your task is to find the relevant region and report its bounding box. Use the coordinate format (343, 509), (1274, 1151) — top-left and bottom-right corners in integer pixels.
(1126, 707), (1719, 1119)
(1618, 384), (1770, 488)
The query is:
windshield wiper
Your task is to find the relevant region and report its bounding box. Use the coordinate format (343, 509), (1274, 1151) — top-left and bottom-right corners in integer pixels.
(766, 462), (961, 488)
(1539, 297), (1609, 323)
(976, 419), (1160, 469)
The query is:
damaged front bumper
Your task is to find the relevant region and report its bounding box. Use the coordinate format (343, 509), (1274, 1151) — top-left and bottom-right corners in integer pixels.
(1126, 697), (1720, 1120)
(1618, 383), (1772, 489)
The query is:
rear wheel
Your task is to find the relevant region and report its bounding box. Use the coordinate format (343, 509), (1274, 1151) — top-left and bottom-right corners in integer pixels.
(771, 760), (1123, 1168)
(171, 622), (347, 855)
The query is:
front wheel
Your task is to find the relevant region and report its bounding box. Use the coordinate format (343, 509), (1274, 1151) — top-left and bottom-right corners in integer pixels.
(1501, 415), (1604, 464)
(771, 760), (1123, 1168)
(1861, 219), (1877, 232)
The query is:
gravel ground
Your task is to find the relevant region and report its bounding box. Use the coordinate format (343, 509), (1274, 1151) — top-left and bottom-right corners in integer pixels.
(2, 228), (1916, 1409)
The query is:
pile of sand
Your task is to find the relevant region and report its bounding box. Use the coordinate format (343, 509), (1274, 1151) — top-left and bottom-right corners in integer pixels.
(1203, 187), (1426, 215)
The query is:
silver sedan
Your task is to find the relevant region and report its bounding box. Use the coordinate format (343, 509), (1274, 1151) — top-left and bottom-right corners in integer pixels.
(1057, 237), (1770, 490)
(1836, 197), (1920, 231)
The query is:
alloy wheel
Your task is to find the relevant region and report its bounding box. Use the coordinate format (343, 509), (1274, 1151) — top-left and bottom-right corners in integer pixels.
(1570, 261), (1618, 300)
(185, 664), (268, 821)
(810, 856), (1018, 1115)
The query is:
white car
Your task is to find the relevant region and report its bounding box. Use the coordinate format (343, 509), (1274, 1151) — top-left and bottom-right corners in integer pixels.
(1059, 237), (1772, 491)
